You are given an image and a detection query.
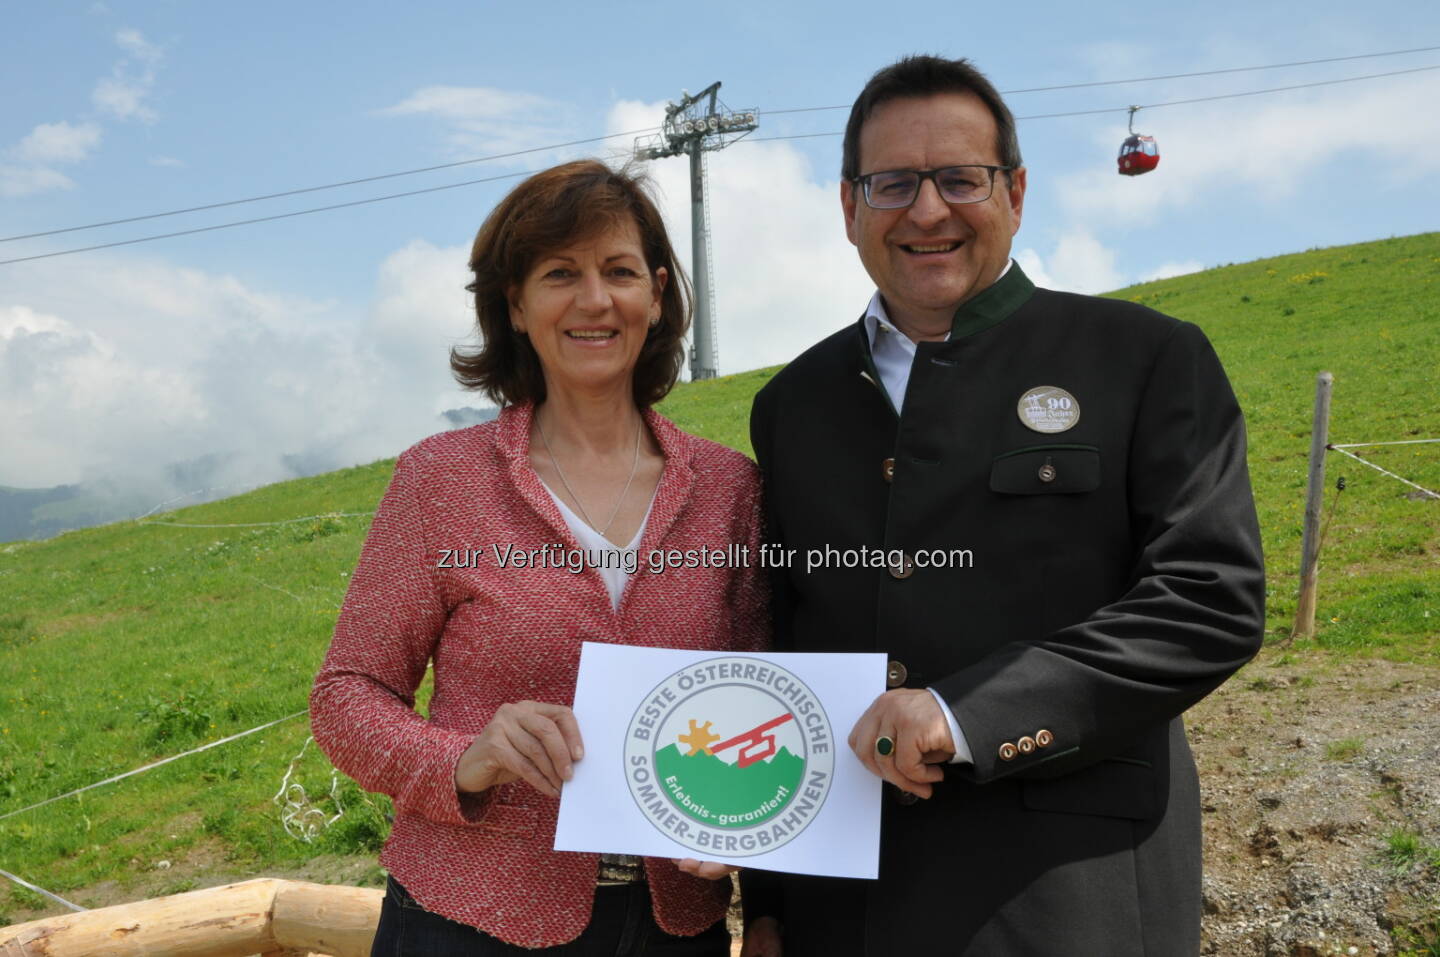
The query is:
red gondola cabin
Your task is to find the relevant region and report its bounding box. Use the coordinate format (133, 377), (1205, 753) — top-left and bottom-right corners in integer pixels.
(1118, 134), (1159, 176)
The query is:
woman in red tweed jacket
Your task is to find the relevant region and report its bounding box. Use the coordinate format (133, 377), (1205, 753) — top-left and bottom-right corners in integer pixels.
(310, 160), (768, 956)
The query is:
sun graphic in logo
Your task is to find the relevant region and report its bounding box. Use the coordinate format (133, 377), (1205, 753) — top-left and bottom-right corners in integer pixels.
(679, 719), (720, 755)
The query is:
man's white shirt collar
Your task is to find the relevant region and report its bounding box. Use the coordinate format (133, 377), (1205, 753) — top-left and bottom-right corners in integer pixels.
(863, 259), (1014, 415)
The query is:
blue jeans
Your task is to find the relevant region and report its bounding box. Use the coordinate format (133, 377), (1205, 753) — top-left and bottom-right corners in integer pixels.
(370, 876), (731, 956)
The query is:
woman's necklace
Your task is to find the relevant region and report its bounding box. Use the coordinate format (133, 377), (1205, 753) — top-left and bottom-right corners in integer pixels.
(536, 414), (643, 538)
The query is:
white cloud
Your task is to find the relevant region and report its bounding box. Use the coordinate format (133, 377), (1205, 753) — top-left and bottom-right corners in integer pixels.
(92, 27), (162, 123)
(0, 256), (473, 492)
(369, 238), (480, 412)
(0, 305), (200, 487)
(1, 122), (101, 196)
(14, 121), (103, 164)
(381, 85), (578, 160)
(93, 77), (155, 123)
(1016, 228), (1126, 295)
(606, 100), (874, 375)
(115, 28), (161, 63)
(0, 165), (75, 198)
(150, 155), (185, 168)
(383, 86), (556, 123)
(0, 306), (76, 339)
(3, 28), (164, 198)
(1013, 248), (1055, 290)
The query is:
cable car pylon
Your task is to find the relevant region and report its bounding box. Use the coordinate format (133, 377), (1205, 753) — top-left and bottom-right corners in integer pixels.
(635, 83), (757, 381)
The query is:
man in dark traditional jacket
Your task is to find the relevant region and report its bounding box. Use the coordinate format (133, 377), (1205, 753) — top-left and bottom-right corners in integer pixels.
(740, 55), (1265, 957)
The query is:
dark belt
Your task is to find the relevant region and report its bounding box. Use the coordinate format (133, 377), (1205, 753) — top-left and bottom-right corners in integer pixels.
(597, 853), (644, 885)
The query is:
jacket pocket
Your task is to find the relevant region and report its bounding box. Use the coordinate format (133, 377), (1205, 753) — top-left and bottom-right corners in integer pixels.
(1021, 757), (1157, 820)
(990, 445), (1100, 495)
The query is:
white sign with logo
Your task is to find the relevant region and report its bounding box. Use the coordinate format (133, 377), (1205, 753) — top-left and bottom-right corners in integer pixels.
(555, 642), (885, 879)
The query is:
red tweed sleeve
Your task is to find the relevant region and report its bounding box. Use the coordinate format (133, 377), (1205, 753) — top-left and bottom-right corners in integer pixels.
(309, 449), (491, 828)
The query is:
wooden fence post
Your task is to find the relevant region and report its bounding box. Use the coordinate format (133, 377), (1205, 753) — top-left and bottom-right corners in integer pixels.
(1292, 371), (1334, 640)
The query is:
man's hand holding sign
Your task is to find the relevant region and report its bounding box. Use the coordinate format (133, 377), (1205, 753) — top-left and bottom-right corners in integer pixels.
(847, 689), (955, 800)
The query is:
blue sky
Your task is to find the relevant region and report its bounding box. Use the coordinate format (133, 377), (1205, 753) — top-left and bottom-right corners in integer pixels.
(3, 0), (1438, 495)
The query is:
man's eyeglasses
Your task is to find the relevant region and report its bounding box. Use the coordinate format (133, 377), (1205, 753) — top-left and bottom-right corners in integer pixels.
(853, 165), (1014, 210)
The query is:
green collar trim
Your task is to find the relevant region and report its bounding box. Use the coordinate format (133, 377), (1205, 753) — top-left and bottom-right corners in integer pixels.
(949, 260), (1035, 339)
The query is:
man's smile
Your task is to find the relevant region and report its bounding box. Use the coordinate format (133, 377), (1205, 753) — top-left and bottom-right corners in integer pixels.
(899, 241), (964, 255)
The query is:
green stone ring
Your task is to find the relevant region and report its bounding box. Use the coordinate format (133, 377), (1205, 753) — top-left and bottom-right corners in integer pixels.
(875, 735), (895, 757)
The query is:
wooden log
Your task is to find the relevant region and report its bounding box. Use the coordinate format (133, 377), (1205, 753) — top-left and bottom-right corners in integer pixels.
(270, 881), (380, 957)
(0, 878), (279, 956)
(0, 879), (381, 957)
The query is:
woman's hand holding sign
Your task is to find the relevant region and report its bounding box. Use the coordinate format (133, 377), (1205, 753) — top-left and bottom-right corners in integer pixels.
(455, 700), (585, 799)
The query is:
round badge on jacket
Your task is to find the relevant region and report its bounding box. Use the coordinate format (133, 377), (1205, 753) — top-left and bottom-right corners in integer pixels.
(1017, 386), (1081, 433)
(624, 656), (833, 857)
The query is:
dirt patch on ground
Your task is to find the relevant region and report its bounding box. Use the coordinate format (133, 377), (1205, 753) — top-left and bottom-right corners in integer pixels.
(1193, 649), (1440, 955)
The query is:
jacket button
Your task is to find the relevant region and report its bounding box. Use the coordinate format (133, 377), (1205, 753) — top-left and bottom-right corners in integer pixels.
(998, 742), (1019, 762)
(1038, 463), (1057, 483)
(881, 457), (895, 483)
(888, 554), (914, 579)
(1035, 729), (1054, 748)
(886, 660), (908, 688)
(1017, 735), (1036, 754)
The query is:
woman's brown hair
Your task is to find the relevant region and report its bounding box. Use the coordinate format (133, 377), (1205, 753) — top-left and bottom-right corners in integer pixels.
(452, 159), (691, 408)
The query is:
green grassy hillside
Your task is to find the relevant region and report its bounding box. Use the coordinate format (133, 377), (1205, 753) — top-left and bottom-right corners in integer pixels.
(1, 232), (1436, 921)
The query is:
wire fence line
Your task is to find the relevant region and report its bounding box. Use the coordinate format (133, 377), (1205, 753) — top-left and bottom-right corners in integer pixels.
(1331, 438), (1440, 449)
(1328, 444), (1440, 500)
(0, 730), (356, 916)
(3, 500), (367, 838)
(134, 483), (262, 520)
(0, 867), (85, 912)
(138, 510), (375, 529)
(0, 711), (309, 825)
(1, 712), (316, 919)
(241, 573), (344, 611)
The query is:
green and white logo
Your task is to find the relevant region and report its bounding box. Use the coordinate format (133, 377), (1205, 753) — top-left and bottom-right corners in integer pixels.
(624, 655), (834, 857)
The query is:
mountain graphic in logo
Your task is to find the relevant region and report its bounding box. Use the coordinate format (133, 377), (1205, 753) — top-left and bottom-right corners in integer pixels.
(655, 737), (805, 829)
